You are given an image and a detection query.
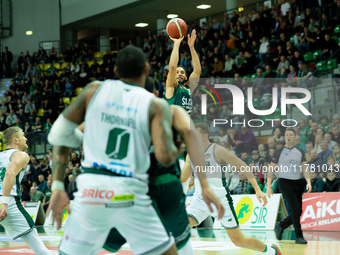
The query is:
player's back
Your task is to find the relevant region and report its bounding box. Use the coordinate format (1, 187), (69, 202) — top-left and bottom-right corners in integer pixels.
(82, 79), (155, 182)
(0, 149), (23, 198)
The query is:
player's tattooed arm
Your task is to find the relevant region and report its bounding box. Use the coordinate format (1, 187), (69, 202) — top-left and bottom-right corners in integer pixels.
(52, 146), (69, 182)
(149, 98), (178, 166)
(62, 81), (102, 124)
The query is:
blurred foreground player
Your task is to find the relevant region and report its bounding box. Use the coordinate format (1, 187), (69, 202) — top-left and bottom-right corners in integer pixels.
(103, 78), (224, 254)
(0, 127), (51, 254)
(47, 45), (180, 255)
(185, 123), (283, 255)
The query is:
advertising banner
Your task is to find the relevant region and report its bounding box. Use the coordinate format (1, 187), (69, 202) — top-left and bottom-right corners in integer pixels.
(301, 192), (340, 231)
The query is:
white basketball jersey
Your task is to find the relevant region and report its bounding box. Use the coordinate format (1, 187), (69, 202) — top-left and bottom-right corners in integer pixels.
(0, 149), (25, 197)
(82, 80), (155, 182)
(193, 143), (228, 199)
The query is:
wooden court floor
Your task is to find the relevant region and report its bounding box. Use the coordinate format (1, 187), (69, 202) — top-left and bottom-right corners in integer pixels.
(0, 227), (339, 254)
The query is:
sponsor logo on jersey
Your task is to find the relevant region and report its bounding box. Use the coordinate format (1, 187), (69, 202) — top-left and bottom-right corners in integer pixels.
(82, 189), (115, 199)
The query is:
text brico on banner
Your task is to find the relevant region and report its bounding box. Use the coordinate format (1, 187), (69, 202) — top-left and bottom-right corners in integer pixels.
(213, 194), (286, 230)
(301, 192), (340, 231)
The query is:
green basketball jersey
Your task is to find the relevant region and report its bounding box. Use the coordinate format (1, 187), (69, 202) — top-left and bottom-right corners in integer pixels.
(0, 149), (25, 198)
(165, 84), (192, 114)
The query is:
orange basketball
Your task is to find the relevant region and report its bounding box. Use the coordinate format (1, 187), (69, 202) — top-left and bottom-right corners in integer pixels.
(166, 18), (188, 39)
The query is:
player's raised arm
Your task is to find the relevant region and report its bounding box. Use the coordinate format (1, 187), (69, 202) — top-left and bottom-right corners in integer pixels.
(149, 98), (178, 166)
(187, 29), (201, 94)
(165, 37), (184, 99)
(0, 152), (29, 221)
(215, 146), (268, 206)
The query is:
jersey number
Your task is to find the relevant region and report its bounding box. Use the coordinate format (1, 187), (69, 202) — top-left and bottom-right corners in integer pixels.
(105, 128), (130, 160)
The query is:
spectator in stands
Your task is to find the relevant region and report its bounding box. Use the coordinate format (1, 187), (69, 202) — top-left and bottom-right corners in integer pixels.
(24, 100), (36, 114)
(305, 142), (313, 162)
(294, 135), (306, 152)
(272, 127), (284, 144)
(333, 144), (340, 164)
(37, 174), (47, 193)
(240, 151), (252, 165)
(233, 172), (250, 195)
(42, 180), (52, 212)
(276, 55), (290, 74)
(66, 175), (77, 200)
(217, 128), (228, 144)
(308, 122), (319, 146)
(324, 133), (337, 150)
(315, 134), (323, 153)
(259, 37), (270, 59)
(64, 168), (71, 190)
(63, 77), (73, 97)
(309, 170), (325, 193)
(331, 125), (340, 144)
(331, 114), (340, 130)
(5, 109), (17, 127)
(258, 144), (266, 158)
(320, 34), (338, 60)
(30, 186), (45, 203)
(318, 141), (333, 165)
(252, 68), (265, 96)
(308, 149), (322, 170)
(235, 126), (258, 154)
(319, 116), (330, 132)
(325, 171), (340, 192)
(48, 46), (58, 63)
(2, 46), (13, 78)
(37, 47), (47, 63)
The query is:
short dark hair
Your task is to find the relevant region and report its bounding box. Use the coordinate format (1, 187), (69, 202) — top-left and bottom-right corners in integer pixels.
(285, 128), (296, 135)
(116, 45), (146, 79)
(145, 77), (155, 93)
(195, 123), (210, 135)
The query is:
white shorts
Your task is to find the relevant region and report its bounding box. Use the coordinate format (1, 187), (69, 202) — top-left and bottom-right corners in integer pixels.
(0, 196), (36, 239)
(186, 195), (239, 229)
(59, 173), (174, 255)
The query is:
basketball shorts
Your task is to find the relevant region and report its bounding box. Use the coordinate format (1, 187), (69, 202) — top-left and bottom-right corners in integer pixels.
(58, 173), (174, 255)
(186, 195), (239, 229)
(104, 174), (191, 252)
(0, 196), (36, 239)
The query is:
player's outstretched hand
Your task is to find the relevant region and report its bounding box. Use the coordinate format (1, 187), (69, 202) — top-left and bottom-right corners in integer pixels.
(266, 186), (273, 199)
(188, 29), (197, 48)
(256, 190), (268, 207)
(306, 183), (312, 193)
(169, 36), (184, 44)
(0, 204), (8, 222)
(46, 190), (70, 230)
(202, 187), (225, 219)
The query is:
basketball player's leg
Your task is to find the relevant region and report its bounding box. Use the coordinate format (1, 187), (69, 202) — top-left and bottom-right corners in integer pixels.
(21, 228), (52, 255)
(149, 179), (193, 255)
(186, 196), (211, 228)
(1, 197), (51, 254)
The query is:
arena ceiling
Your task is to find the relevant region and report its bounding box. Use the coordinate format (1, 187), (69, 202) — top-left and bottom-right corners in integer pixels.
(63, 0), (228, 31)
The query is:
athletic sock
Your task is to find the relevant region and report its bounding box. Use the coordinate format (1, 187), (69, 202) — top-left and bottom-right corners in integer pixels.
(263, 244), (276, 255)
(20, 228), (52, 255)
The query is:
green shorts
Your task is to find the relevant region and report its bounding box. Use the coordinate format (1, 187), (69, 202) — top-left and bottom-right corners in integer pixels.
(103, 174), (191, 252)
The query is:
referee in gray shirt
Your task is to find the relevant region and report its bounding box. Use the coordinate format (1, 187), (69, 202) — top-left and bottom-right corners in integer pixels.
(266, 128), (311, 244)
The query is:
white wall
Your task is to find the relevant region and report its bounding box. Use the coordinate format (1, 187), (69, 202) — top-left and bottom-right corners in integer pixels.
(2, 0), (60, 69)
(60, 0), (139, 26)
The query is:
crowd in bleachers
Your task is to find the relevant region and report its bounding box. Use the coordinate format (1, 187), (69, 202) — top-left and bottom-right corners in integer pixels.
(1, 0), (340, 205)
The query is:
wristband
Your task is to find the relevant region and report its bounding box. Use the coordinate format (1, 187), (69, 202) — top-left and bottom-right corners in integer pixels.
(1, 196), (10, 205)
(51, 180), (65, 192)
